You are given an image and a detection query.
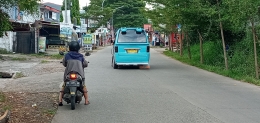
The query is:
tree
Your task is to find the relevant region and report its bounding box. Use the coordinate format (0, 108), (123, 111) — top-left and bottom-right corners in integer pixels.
(84, 0), (147, 29)
(82, 0), (112, 28)
(110, 0), (148, 29)
(60, 0), (81, 25)
(222, 0), (260, 78)
(0, 0), (40, 37)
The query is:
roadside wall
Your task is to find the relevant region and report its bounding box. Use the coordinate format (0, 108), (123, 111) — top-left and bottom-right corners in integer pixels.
(0, 32), (15, 52)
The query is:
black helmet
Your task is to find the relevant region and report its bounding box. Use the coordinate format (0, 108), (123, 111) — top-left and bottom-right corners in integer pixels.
(69, 41), (80, 52)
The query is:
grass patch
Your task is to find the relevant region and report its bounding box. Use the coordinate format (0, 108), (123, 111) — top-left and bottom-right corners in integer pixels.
(11, 57), (27, 61)
(0, 92), (12, 113)
(0, 92), (5, 102)
(2, 105), (12, 110)
(30, 53), (63, 59)
(40, 60), (49, 63)
(163, 41), (260, 86)
(42, 109), (56, 115)
(49, 54), (63, 59)
(30, 53), (46, 58)
(0, 49), (10, 54)
(13, 72), (26, 79)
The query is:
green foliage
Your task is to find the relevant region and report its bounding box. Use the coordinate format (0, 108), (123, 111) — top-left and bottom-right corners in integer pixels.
(71, 0), (80, 24)
(60, 12), (64, 22)
(60, 0), (81, 25)
(144, 0), (260, 79)
(0, 48), (11, 53)
(0, 0), (40, 37)
(0, 10), (11, 37)
(84, 0), (147, 29)
(164, 40), (260, 85)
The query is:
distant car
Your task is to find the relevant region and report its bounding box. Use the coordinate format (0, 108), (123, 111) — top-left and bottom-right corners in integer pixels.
(111, 27), (150, 69)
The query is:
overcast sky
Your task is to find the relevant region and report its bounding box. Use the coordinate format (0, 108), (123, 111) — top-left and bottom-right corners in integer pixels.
(42, 0), (90, 9)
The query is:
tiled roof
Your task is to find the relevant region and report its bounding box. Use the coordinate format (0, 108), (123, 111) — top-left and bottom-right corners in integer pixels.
(42, 2), (62, 11)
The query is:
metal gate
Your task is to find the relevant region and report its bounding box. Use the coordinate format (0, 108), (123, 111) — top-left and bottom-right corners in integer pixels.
(14, 31), (35, 54)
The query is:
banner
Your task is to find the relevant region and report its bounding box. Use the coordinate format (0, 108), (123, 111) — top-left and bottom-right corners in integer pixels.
(60, 10), (73, 40)
(39, 37), (46, 52)
(62, 10), (71, 24)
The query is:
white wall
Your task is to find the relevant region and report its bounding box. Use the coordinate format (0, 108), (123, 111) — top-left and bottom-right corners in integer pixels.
(0, 32), (15, 52)
(20, 11), (40, 23)
(3, 6), (40, 23)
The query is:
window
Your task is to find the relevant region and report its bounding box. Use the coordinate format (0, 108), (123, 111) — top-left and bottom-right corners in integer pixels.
(118, 29), (147, 43)
(49, 11), (52, 19)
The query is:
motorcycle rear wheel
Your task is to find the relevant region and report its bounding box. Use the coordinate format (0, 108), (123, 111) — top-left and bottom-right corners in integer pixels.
(71, 96), (76, 110)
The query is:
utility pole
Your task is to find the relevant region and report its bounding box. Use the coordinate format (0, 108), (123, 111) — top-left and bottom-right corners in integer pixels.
(64, 0), (69, 48)
(101, 0), (105, 47)
(65, 0), (67, 23)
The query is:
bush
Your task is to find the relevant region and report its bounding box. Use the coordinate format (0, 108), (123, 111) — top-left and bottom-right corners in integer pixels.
(0, 48), (9, 54)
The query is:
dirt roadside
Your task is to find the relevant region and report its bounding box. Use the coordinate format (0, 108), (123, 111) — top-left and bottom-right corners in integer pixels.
(0, 47), (103, 123)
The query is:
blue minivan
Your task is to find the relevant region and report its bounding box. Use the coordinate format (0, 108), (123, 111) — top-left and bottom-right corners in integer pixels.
(111, 27), (150, 69)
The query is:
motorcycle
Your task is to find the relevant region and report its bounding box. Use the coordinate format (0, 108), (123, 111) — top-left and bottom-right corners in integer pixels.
(60, 61), (89, 110)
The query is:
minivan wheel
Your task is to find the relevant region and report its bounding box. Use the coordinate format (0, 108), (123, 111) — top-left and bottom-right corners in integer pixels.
(112, 58), (118, 69)
(111, 57), (114, 67)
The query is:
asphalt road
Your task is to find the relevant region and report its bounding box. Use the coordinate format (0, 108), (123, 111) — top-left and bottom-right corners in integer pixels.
(52, 46), (260, 123)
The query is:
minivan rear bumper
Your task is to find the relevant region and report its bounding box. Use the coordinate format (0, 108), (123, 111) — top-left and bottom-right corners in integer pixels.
(116, 62), (149, 66)
(115, 53), (150, 66)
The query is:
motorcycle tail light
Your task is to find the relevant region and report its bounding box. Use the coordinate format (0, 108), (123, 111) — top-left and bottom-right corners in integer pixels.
(70, 74), (77, 79)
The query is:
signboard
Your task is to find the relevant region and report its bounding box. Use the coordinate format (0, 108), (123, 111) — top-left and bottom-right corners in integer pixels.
(81, 24), (87, 33)
(75, 26), (80, 33)
(39, 37), (46, 52)
(60, 23), (73, 39)
(83, 34), (92, 44)
(92, 33), (96, 44)
(83, 34), (93, 51)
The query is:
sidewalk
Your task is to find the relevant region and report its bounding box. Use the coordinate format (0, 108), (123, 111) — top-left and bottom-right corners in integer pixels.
(151, 47), (167, 53)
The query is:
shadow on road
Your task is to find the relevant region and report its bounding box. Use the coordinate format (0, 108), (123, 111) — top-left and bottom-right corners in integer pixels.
(117, 66), (140, 70)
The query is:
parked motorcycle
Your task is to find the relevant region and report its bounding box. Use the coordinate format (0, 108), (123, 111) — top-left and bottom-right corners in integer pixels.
(60, 61), (89, 110)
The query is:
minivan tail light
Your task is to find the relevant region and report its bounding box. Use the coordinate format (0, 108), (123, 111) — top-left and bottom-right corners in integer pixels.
(147, 46), (150, 52)
(115, 46), (118, 52)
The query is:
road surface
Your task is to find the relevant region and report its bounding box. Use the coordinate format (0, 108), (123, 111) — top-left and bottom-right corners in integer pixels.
(52, 46), (260, 123)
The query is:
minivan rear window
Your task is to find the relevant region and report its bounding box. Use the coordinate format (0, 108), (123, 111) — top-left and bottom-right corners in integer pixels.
(118, 29), (147, 43)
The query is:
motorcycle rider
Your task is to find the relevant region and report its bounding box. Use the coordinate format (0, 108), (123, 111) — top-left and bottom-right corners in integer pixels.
(59, 41), (90, 106)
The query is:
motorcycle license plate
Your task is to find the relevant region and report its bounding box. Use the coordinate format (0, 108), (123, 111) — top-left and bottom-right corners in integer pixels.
(70, 92), (75, 94)
(66, 81), (80, 87)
